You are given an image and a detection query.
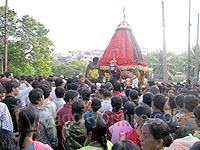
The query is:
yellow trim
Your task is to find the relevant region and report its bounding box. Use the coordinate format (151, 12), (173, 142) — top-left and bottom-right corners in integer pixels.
(100, 65), (153, 72)
(117, 26), (130, 29)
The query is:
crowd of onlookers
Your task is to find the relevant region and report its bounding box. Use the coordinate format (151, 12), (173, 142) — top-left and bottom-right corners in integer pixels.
(1, 71), (200, 150)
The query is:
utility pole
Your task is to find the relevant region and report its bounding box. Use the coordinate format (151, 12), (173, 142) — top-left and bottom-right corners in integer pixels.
(187, 0), (191, 80)
(4, 0), (8, 72)
(161, 1), (168, 83)
(194, 14), (199, 81)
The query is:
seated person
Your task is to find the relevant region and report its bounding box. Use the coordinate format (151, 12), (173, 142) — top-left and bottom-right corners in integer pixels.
(85, 57), (100, 81)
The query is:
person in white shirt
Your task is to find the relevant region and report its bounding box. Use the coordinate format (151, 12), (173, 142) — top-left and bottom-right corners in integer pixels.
(54, 86), (66, 110)
(99, 90), (112, 115)
(50, 77), (66, 102)
(16, 80), (33, 108)
(39, 84), (57, 119)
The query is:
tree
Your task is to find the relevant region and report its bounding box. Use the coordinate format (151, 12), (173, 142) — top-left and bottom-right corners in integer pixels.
(51, 60), (87, 78)
(0, 7), (53, 75)
(144, 51), (183, 80)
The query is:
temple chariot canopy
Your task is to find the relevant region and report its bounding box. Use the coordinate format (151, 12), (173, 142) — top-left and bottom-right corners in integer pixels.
(99, 20), (152, 73)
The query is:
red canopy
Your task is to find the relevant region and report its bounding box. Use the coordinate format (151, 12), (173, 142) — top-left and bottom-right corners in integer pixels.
(99, 22), (151, 72)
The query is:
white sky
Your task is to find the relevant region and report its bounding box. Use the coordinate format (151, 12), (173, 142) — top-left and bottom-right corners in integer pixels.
(0, 0), (200, 54)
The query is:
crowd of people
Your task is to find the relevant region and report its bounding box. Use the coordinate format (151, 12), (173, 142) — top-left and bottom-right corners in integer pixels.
(1, 70), (200, 150)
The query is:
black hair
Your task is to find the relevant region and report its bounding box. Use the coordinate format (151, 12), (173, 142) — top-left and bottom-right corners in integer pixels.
(37, 76), (44, 82)
(184, 95), (199, 112)
(14, 74), (21, 81)
(103, 90), (112, 98)
(32, 80), (41, 89)
(85, 116), (107, 150)
(47, 76), (54, 83)
(152, 93), (166, 112)
(81, 88), (91, 100)
(18, 106), (39, 149)
(26, 76), (34, 84)
(194, 105), (200, 121)
(69, 83), (79, 91)
(111, 96), (122, 112)
(91, 85), (97, 93)
(112, 140), (140, 150)
(29, 88), (44, 105)
(188, 89), (199, 98)
(64, 90), (79, 103)
(125, 88), (132, 98)
(4, 80), (20, 94)
(168, 96), (176, 116)
(100, 83), (106, 89)
(174, 94), (184, 108)
(135, 104), (151, 120)
(168, 122), (189, 140)
(129, 90), (138, 100)
(4, 71), (13, 78)
(167, 87), (175, 94)
(147, 80), (155, 87)
(143, 118), (173, 147)
(0, 82), (6, 93)
(93, 57), (99, 62)
(105, 82), (113, 91)
(91, 98), (101, 112)
(55, 86), (65, 98)
(20, 75), (27, 81)
(151, 85), (160, 95)
(143, 92), (153, 107)
(98, 88), (106, 95)
(72, 100), (85, 123)
(123, 101), (136, 127)
(121, 95), (129, 107)
(190, 141), (200, 150)
(38, 84), (51, 99)
(113, 82), (121, 92)
(55, 77), (64, 87)
(0, 129), (17, 150)
(179, 87), (188, 95)
(66, 77), (73, 84)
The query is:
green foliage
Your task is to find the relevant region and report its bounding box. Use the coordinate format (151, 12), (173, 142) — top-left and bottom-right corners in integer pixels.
(144, 47), (200, 81)
(0, 6), (53, 76)
(51, 60), (87, 78)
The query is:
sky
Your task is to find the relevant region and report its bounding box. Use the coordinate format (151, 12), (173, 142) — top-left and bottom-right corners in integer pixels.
(0, 0), (200, 54)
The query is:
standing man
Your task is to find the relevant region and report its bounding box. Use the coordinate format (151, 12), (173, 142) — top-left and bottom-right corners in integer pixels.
(85, 57), (100, 81)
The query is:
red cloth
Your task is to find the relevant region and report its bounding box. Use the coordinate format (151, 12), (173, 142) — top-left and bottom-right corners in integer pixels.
(99, 26), (147, 68)
(112, 91), (122, 97)
(83, 100), (92, 113)
(103, 109), (124, 127)
(33, 141), (53, 150)
(125, 128), (141, 146)
(56, 104), (73, 135)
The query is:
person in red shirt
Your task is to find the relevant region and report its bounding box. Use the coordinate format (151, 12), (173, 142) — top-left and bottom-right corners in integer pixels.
(103, 96), (124, 128)
(56, 90), (79, 150)
(125, 104), (151, 147)
(112, 82), (122, 97)
(80, 88), (92, 113)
